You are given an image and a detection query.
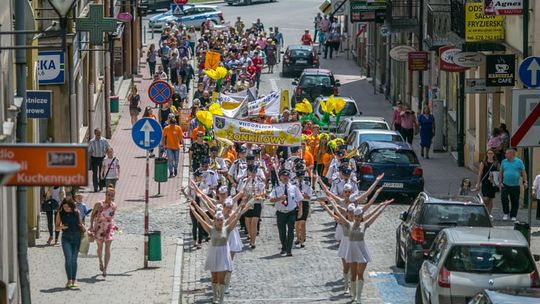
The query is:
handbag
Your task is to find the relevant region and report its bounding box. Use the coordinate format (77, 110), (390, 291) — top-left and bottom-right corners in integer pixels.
(79, 232), (90, 255)
(42, 198), (59, 212)
(99, 157), (116, 188)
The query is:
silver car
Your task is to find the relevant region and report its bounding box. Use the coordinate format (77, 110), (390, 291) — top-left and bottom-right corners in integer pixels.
(335, 116), (390, 139)
(313, 97), (361, 132)
(469, 288), (540, 304)
(417, 227), (540, 304)
(345, 129), (404, 149)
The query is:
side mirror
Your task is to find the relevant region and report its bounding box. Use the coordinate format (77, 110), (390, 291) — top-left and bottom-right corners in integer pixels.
(358, 111), (363, 115)
(292, 81), (298, 86)
(399, 211), (408, 221)
(533, 254), (540, 262)
(335, 81), (341, 87)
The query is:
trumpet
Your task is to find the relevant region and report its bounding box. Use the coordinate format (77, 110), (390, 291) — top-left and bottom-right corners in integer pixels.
(215, 136), (234, 158)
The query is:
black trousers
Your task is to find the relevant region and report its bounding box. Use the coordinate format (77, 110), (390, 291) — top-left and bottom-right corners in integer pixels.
(324, 43), (333, 59)
(501, 184), (520, 218)
(45, 211), (60, 240)
(401, 128), (414, 145)
(189, 209), (206, 243)
(276, 210), (297, 254)
(91, 156), (105, 191)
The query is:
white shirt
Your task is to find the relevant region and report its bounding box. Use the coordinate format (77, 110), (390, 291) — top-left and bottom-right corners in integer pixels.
(270, 182), (302, 212)
(298, 180), (313, 199)
(238, 176), (266, 199)
(102, 157), (120, 179)
(228, 158), (247, 182)
(202, 169), (219, 189)
(331, 177), (358, 196)
(533, 174), (540, 199)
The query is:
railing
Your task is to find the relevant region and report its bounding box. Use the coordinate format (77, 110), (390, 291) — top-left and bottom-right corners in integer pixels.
(426, 1), (451, 47)
(386, 0), (421, 32)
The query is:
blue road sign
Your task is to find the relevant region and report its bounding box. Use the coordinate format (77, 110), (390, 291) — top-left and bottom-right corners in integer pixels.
(171, 4), (184, 16)
(519, 56), (540, 88)
(148, 80), (173, 105)
(26, 90), (52, 119)
(132, 118), (163, 150)
(38, 51), (65, 85)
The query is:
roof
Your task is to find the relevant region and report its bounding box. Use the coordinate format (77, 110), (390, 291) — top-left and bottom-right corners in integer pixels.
(423, 194), (483, 205)
(443, 227), (528, 246)
(365, 141), (413, 150)
(316, 96), (355, 103)
(344, 116), (387, 122)
(302, 68), (332, 75)
(350, 129), (400, 136)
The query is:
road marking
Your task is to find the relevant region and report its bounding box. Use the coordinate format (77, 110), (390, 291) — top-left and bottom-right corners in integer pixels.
(369, 272), (416, 304)
(171, 238), (183, 304)
(270, 78), (278, 91)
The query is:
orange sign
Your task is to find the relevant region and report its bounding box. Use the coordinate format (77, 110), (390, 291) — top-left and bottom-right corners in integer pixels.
(0, 144), (88, 186)
(204, 51), (221, 70)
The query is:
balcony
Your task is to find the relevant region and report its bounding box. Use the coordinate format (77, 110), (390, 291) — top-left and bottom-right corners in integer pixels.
(386, 0), (421, 33)
(424, 1), (451, 49)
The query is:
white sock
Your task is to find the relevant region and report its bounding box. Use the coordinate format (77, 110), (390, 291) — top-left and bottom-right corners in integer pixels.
(356, 280), (364, 303)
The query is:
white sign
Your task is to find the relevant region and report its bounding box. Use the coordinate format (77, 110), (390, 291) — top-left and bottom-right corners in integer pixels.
(453, 52), (486, 68)
(389, 45), (416, 62)
(37, 51), (65, 85)
(248, 90), (282, 117)
(484, 0), (523, 16)
(465, 78), (497, 94)
(332, 0), (348, 16)
(511, 89), (540, 147)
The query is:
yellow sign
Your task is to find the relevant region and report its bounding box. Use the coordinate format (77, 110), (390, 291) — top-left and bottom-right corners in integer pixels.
(319, 0), (331, 14)
(213, 116), (302, 146)
(204, 51), (221, 70)
(465, 3), (504, 42)
(280, 89), (290, 112)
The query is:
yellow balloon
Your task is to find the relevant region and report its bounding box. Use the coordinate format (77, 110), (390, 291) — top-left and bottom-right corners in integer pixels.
(196, 110), (213, 129)
(209, 103), (224, 116)
(216, 67), (228, 79)
(294, 98), (313, 114)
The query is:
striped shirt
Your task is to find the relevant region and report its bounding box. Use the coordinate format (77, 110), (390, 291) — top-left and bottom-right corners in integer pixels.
(88, 137), (110, 157)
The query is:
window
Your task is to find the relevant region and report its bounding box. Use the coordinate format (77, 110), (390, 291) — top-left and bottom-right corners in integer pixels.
(445, 245), (535, 274)
(358, 134), (403, 143)
(300, 75), (333, 87)
(428, 234), (448, 264)
(337, 121), (348, 134)
(340, 102), (358, 116)
(421, 204), (491, 227)
(350, 121), (389, 130)
(407, 197), (423, 221)
(368, 148), (419, 164)
(346, 133), (356, 146)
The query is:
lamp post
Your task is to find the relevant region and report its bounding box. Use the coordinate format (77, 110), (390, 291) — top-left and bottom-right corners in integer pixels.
(48, 0), (77, 143)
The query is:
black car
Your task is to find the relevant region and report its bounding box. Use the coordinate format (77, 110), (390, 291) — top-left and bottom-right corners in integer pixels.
(395, 192), (492, 283)
(291, 68), (339, 106)
(281, 45), (319, 77)
(141, 0), (171, 12)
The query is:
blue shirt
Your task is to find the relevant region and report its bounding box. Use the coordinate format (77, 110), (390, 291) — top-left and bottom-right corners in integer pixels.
(501, 157), (525, 186)
(76, 202), (89, 222)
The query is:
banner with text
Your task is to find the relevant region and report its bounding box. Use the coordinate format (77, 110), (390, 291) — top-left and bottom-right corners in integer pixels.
(213, 116), (302, 146)
(248, 90), (282, 116)
(483, 0), (523, 16)
(465, 3), (504, 42)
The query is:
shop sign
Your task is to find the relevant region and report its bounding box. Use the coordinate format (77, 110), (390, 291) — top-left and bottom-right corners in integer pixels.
(485, 54), (515, 87)
(465, 78), (497, 94)
(439, 46), (468, 72)
(483, 0), (523, 16)
(408, 51), (429, 71)
(465, 3), (504, 42)
(452, 52), (485, 68)
(389, 45), (416, 62)
(350, 0), (386, 23)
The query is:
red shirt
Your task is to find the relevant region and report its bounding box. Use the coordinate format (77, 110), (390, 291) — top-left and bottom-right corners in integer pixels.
(301, 34), (312, 45)
(252, 56), (263, 73)
(247, 65), (257, 77)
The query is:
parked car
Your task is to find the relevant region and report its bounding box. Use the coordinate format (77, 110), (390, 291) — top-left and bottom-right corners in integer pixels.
(225, 0), (276, 5)
(396, 193), (492, 283)
(417, 227), (540, 304)
(354, 141), (424, 198)
(281, 45), (319, 77)
(148, 5), (223, 30)
(346, 130), (404, 149)
(141, 0), (172, 12)
(336, 116), (390, 139)
(291, 69), (340, 105)
(313, 96), (359, 132)
(468, 288), (540, 304)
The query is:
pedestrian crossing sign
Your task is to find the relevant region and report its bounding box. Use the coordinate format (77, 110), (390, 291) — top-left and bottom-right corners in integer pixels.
(171, 4), (184, 16)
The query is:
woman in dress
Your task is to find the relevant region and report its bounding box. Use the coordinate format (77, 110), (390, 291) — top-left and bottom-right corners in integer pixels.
(473, 149), (499, 215)
(264, 39), (277, 74)
(322, 198), (394, 302)
(418, 106), (435, 159)
(127, 86), (140, 125)
(238, 164), (266, 248)
(147, 43), (157, 78)
(55, 198), (86, 289)
(189, 199), (250, 304)
(89, 186), (118, 277)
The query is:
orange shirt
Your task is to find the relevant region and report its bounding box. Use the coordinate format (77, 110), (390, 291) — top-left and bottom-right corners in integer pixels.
(303, 150), (314, 176)
(306, 135), (319, 158)
(163, 124), (183, 150)
(191, 126), (206, 140)
(321, 152), (333, 176)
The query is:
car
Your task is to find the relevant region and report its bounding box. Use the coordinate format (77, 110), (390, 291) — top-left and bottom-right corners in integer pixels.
(141, 0), (173, 12)
(354, 141), (424, 198)
(225, 0), (276, 5)
(291, 69), (340, 105)
(313, 96), (359, 132)
(417, 227), (540, 304)
(148, 5), (223, 30)
(336, 116), (390, 139)
(281, 45), (320, 77)
(346, 130), (404, 149)
(468, 288), (540, 304)
(395, 193), (492, 283)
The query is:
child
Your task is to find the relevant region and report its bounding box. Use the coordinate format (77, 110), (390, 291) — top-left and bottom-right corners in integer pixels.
(74, 193), (90, 224)
(459, 178), (472, 195)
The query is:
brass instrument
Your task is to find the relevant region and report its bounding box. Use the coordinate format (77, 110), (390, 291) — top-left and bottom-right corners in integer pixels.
(215, 137), (234, 158)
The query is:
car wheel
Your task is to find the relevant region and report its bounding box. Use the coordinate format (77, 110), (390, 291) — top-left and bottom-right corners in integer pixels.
(404, 254), (419, 283)
(227, 2), (233, 5)
(415, 284), (423, 304)
(395, 240), (405, 268)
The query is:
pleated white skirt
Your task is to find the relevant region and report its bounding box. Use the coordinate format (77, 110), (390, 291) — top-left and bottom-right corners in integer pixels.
(205, 245), (233, 272)
(228, 227), (243, 253)
(344, 240), (372, 263)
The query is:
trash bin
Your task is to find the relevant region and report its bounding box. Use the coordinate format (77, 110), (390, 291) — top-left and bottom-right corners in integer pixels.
(110, 96), (119, 113)
(514, 221), (530, 244)
(147, 230), (162, 261)
(154, 157), (168, 182)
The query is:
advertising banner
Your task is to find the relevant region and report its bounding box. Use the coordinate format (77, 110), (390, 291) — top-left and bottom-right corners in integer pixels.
(248, 90), (281, 116)
(483, 0), (523, 16)
(213, 116), (302, 146)
(465, 78), (498, 94)
(350, 0), (386, 23)
(439, 46), (469, 72)
(465, 3), (504, 42)
(26, 90), (52, 119)
(485, 54), (515, 87)
(408, 51), (429, 71)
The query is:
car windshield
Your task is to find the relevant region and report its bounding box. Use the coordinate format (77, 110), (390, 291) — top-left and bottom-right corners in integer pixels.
(445, 245), (535, 274)
(358, 134), (402, 143)
(350, 121), (388, 130)
(368, 148), (418, 164)
(300, 75), (333, 87)
(421, 204), (491, 226)
(291, 49), (312, 58)
(341, 102), (358, 116)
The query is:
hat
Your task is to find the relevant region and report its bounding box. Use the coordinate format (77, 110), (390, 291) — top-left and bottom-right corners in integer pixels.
(246, 155), (255, 161)
(210, 146), (219, 152)
(341, 157), (350, 163)
(349, 193), (360, 202)
(347, 203), (356, 212)
(218, 186), (228, 194)
(193, 170), (203, 177)
(215, 204), (223, 211)
(340, 168), (352, 176)
(201, 158), (210, 165)
(279, 169), (290, 177)
(215, 211), (225, 220)
(353, 207), (364, 216)
(290, 146), (300, 153)
(336, 150), (344, 157)
(224, 198), (234, 207)
(305, 29), (309, 32)
(343, 183), (353, 192)
(238, 146), (247, 153)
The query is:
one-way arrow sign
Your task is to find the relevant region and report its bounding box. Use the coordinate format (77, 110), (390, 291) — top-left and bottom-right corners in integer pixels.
(132, 118), (162, 150)
(519, 56), (540, 88)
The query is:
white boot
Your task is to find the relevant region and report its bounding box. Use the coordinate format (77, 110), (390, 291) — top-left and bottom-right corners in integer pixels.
(218, 283), (225, 303)
(343, 272), (350, 294)
(350, 280), (357, 301)
(212, 283), (219, 304)
(356, 280), (364, 303)
(224, 272), (232, 294)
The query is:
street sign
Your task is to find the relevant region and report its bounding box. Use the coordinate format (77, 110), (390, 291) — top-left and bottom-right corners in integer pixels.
(75, 4), (118, 45)
(452, 52), (485, 68)
(148, 80), (173, 105)
(0, 144), (88, 186)
(132, 118), (163, 150)
(332, 0), (347, 16)
(38, 51), (65, 85)
(389, 45), (415, 62)
(408, 51), (429, 71)
(439, 46), (468, 72)
(519, 56), (540, 88)
(26, 90), (52, 119)
(350, 0), (386, 23)
(485, 54), (515, 87)
(511, 89), (540, 147)
(171, 4), (184, 16)
(465, 78), (497, 94)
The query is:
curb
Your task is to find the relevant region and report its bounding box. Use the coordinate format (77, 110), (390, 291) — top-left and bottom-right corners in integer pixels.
(172, 237), (184, 304)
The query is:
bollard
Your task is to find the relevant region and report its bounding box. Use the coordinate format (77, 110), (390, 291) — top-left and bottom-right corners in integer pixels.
(147, 231), (162, 261)
(143, 25), (146, 45)
(110, 96), (119, 113)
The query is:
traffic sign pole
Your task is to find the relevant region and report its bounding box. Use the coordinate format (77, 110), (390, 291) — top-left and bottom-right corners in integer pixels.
(144, 149), (149, 268)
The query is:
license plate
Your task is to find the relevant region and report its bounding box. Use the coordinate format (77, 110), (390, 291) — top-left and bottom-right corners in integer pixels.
(296, 60), (307, 64)
(383, 182), (404, 188)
